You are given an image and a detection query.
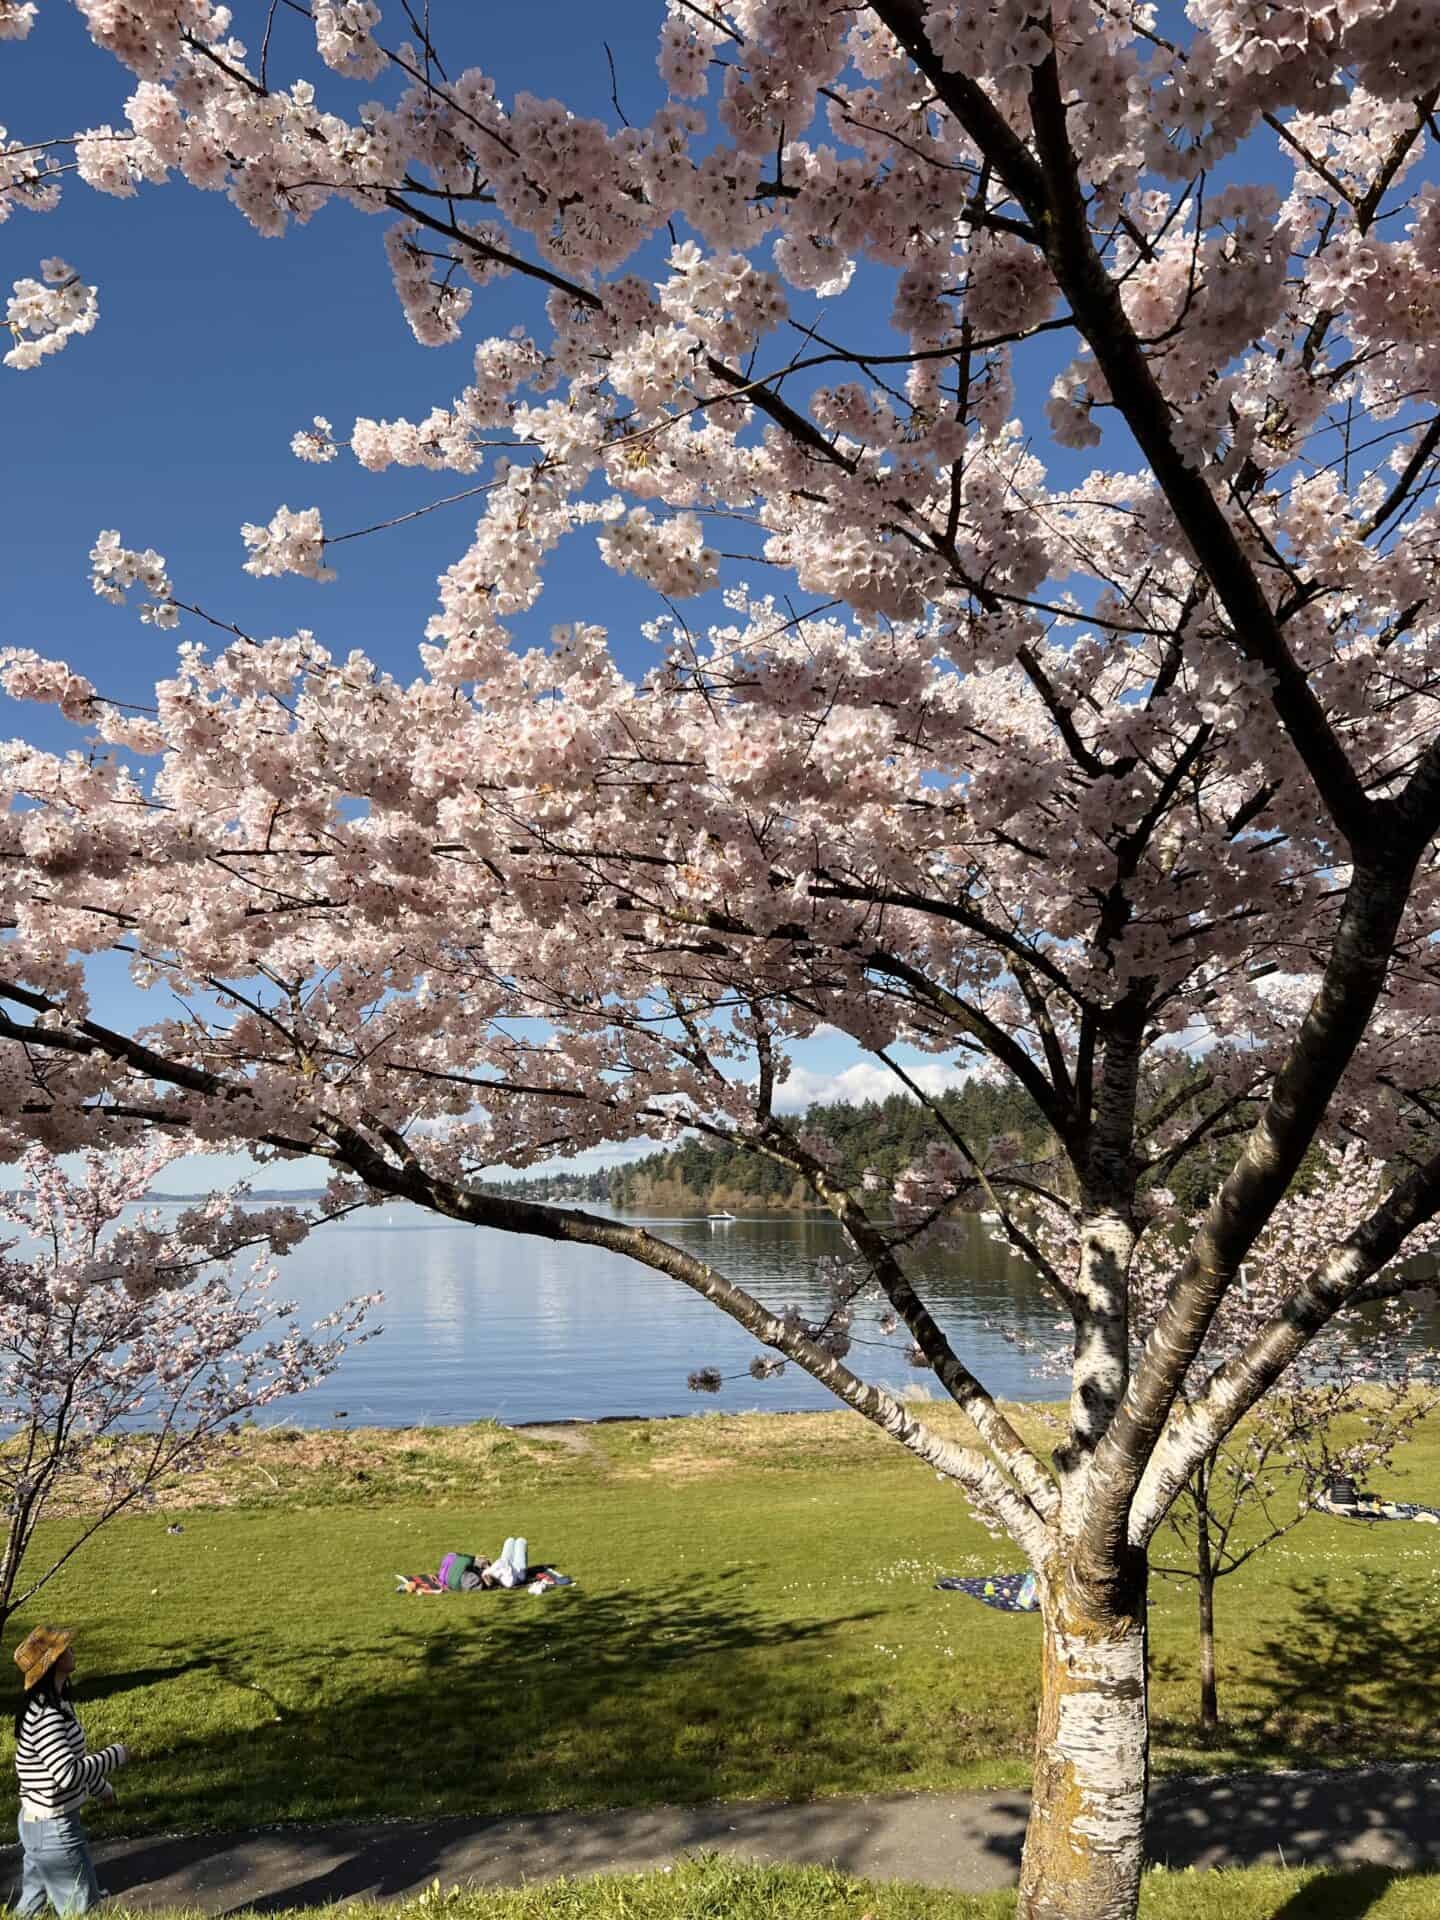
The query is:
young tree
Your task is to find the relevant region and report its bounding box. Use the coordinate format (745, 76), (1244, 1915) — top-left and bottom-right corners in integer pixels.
(1158, 1405), (1417, 1734)
(0, 1139), (377, 1632)
(5, 5), (1440, 1917)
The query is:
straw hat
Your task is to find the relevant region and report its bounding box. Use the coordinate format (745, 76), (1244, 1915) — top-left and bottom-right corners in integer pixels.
(14, 1626), (73, 1691)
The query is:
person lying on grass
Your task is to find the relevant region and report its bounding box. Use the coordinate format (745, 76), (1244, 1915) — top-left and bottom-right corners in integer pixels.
(399, 1539), (574, 1595)
(442, 1537), (529, 1591)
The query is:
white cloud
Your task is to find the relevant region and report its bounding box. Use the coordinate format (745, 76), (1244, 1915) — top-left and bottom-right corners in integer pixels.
(771, 1059), (971, 1112)
(487, 1137), (662, 1179)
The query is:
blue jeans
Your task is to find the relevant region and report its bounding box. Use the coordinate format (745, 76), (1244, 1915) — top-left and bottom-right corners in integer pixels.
(14, 1812), (102, 1915)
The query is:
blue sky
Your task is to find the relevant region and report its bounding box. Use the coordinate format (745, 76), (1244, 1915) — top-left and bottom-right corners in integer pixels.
(3, 4), (987, 1191)
(3, 2), (681, 714)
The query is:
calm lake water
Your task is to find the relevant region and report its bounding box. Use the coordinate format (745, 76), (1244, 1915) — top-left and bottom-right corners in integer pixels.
(216, 1206), (1065, 1428)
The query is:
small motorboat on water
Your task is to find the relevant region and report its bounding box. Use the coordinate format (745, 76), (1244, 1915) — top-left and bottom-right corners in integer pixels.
(707, 1210), (737, 1222)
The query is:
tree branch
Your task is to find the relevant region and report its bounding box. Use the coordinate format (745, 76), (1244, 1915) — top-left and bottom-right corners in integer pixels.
(1127, 1140), (1440, 1545)
(866, 0), (1376, 851)
(320, 1118), (1055, 1557)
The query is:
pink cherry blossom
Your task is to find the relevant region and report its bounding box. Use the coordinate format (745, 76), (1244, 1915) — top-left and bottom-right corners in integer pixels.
(0, 1138), (378, 1627)
(0, 4), (37, 41)
(4, 259), (96, 369)
(240, 505), (334, 582)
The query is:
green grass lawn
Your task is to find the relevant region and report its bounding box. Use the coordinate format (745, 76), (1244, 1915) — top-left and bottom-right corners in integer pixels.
(91, 1858), (1440, 1919)
(8, 1406), (1440, 1840)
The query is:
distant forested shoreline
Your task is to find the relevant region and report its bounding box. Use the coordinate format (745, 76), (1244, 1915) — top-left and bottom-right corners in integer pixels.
(484, 1081), (1048, 1211)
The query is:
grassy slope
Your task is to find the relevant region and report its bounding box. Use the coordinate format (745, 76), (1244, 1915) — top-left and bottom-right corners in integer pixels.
(12, 1406), (1440, 1839)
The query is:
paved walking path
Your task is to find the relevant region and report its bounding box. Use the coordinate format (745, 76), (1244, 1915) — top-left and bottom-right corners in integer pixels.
(8, 1764), (1437, 1911)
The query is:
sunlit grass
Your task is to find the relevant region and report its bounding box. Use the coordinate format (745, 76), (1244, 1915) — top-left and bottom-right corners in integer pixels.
(8, 1406), (1440, 1838)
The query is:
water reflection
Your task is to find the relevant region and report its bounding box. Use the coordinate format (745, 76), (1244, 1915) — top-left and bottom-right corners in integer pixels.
(247, 1205), (1065, 1427)
(75, 1197), (1440, 1429)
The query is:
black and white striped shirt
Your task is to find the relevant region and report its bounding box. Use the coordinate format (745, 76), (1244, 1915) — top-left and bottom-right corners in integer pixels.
(14, 1694), (122, 1818)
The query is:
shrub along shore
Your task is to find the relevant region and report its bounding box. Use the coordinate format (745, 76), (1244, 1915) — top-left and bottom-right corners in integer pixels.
(8, 1406), (1440, 1844)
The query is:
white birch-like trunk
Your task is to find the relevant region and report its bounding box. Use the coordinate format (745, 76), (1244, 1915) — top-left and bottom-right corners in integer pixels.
(1016, 1580), (1149, 1920)
(1059, 1211), (1137, 1529)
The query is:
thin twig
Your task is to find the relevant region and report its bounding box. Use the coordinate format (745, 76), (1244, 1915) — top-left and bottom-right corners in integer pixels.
(324, 476), (518, 548)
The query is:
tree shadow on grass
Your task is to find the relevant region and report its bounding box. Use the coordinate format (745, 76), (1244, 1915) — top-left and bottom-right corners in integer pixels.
(1263, 1867), (1404, 1920)
(73, 1661), (215, 1705)
(1143, 1573), (1440, 1888)
(1236, 1566), (1440, 1758)
(1242, 1571), (1440, 1754)
(52, 1558), (1440, 1915)
(1151, 1570), (1440, 1770)
(93, 1566), (884, 1881)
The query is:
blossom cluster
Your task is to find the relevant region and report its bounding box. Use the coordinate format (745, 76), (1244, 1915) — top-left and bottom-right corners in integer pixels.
(88, 528), (177, 623)
(0, 1137), (378, 1619)
(597, 508), (718, 597)
(291, 416), (338, 464)
(0, 2), (35, 41)
(313, 0), (385, 81)
(240, 505), (334, 582)
(4, 260), (97, 370)
(0, 124), (60, 221)
(3, 0), (1430, 678)
(0, 1128), (378, 1489)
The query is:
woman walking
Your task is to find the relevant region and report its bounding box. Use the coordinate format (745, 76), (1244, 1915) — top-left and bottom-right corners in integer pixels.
(12, 1627), (129, 1915)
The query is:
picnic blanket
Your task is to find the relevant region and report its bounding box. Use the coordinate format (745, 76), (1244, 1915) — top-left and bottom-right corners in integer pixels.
(936, 1570), (1039, 1613)
(1313, 1487), (1440, 1525)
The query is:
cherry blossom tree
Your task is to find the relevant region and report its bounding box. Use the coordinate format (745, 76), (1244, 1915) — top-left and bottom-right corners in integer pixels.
(6, 3), (1440, 1916)
(0, 1139), (376, 1632)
